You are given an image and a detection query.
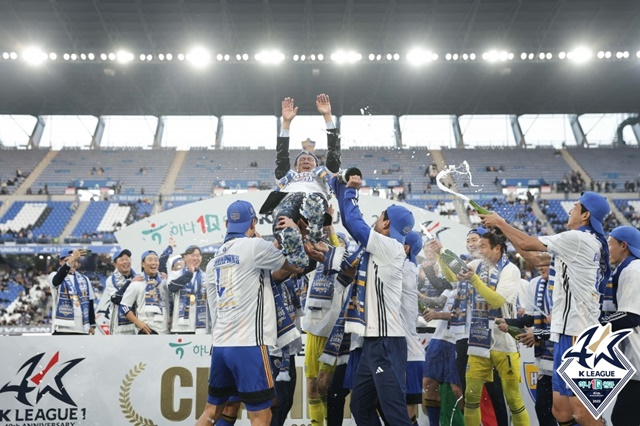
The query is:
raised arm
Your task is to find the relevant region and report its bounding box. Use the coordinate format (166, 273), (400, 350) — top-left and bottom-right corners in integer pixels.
(480, 212), (551, 266)
(336, 175), (371, 247)
(317, 94), (341, 173)
(275, 97), (298, 179)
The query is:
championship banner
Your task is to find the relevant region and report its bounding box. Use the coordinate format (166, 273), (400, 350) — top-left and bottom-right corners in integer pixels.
(115, 192), (471, 263)
(0, 336), (613, 425)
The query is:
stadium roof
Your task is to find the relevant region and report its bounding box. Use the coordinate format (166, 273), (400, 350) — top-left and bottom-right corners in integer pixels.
(1, 0), (639, 116)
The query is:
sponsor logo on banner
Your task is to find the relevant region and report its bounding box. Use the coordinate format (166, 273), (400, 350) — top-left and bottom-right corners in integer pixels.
(0, 351), (88, 422)
(522, 361), (539, 402)
(559, 323), (636, 419)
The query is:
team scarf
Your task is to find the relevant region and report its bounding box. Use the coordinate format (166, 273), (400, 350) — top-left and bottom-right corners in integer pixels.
(283, 276), (304, 319)
(467, 254), (510, 358)
(532, 276), (554, 371)
(142, 271), (163, 316)
(275, 165), (332, 191)
(54, 272), (92, 326)
(306, 261), (335, 310)
(111, 269), (137, 327)
(577, 225), (611, 309)
(319, 284), (353, 366)
(176, 268), (207, 330)
(344, 250), (369, 336)
(449, 280), (470, 336)
(611, 255), (639, 310)
(272, 275), (300, 348)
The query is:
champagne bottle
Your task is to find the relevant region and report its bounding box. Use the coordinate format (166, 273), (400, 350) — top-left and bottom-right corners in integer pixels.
(439, 248), (469, 274)
(468, 199), (491, 215)
(507, 325), (525, 341)
(418, 300), (429, 314)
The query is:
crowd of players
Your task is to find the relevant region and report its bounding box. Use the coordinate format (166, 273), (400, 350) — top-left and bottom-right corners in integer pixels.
(45, 94), (640, 426)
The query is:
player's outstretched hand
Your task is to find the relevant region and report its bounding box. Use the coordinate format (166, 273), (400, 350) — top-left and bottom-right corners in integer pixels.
(316, 93), (331, 117)
(282, 97), (298, 123)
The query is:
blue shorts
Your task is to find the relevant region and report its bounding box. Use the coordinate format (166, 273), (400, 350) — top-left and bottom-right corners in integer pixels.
(343, 347), (362, 390)
(553, 335), (575, 396)
(406, 361), (424, 404)
(207, 345), (275, 411)
(423, 339), (461, 386)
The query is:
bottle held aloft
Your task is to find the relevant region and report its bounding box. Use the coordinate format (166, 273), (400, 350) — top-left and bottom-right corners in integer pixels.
(469, 199), (492, 215)
(337, 167), (362, 184)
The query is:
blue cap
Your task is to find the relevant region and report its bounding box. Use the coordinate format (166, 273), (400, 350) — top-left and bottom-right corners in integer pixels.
(112, 248), (132, 262)
(141, 250), (158, 261)
(404, 231), (423, 264)
(468, 226), (488, 236)
(294, 150), (318, 167)
(59, 249), (74, 260)
(579, 192), (610, 235)
(610, 226), (640, 258)
(226, 200), (257, 234)
(386, 205), (415, 244)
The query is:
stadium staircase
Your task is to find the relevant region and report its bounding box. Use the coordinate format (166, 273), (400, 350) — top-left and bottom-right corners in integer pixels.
(559, 149), (592, 186)
(159, 150), (187, 196)
(60, 201), (90, 242)
(607, 199), (631, 227)
(13, 150), (59, 196)
(529, 201), (555, 235)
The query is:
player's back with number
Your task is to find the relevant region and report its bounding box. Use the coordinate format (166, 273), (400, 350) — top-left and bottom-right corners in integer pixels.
(209, 237), (285, 347)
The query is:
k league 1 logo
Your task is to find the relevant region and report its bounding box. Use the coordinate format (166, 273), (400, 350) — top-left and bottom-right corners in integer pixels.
(559, 323), (636, 419)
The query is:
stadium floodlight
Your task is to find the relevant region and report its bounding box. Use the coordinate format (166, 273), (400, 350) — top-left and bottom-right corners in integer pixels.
(71, 53), (77, 60)
(80, 53), (87, 60)
(256, 50), (285, 64)
(498, 51), (508, 61)
(369, 53), (375, 61)
(300, 54), (306, 61)
(330, 50), (361, 64)
(545, 52), (552, 60)
(393, 53), (400, 60)
(146, 54), (152, 61)
(482, 50), (499, 62)
(116, 50), (133, 63)
(520, 52), (527, 60)
(470, 53), (476, 60)
(166, 53), (173, 61)
(559, 51), (566, 59)
(242, 53), (249, 61)
(100, 53), (107, 60)
(22, 47), (47, 65)
(293, 54), (299, 61)
(538, 52), (545, 60)
(2, 52), (8, 59)
(139, 54), (146, 61)
(623, 51), (629, 58)
(88, 53), (95, 60)
(637, 51), (640, 58)
(386, 53), (392, 60)
(406, 48), (433, 66)
(597, 51), (604, 59)
(605, 51), (612, 59)
(528, 53), (534, 60)
(318, 54), (324, 61)
(49, 52), (57, 60)
(63, 53), (70, 60)
(224, 54), (230, 61)
(186, 47), (211, 68)
(445, 53), (452, 60)
(10, 52), (17, 59)
(108, 53), (116, 61)
(567, 47), (592, 64)
(178, 53), (185, 61)
(158, 53), (165, 61)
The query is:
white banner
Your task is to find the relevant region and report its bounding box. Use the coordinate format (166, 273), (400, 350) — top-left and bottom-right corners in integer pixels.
(115, 192), (471, 264)
(0, 336), (615, 425)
